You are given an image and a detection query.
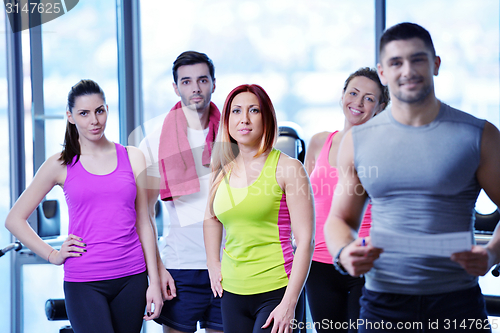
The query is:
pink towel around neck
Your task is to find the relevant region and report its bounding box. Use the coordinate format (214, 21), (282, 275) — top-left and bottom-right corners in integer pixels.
(158, 101), (220, 201)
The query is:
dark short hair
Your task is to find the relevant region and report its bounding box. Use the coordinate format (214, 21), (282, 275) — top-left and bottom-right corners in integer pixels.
(172, 51), (215, 84)
(343, 67), (390, 110)
(380, 22), (436, 58)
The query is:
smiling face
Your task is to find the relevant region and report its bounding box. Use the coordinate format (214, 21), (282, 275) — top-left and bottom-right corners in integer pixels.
(66, 93), (108, 143)
(378, 37), (440, 105)
(173, 62), (216, 114)
(228, 92), (264, 149)
(342, 76), (384, 127)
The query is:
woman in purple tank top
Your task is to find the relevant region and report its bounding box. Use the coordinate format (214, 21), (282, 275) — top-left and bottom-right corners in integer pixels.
(6, 79), (163, 333)
(303, 68), (389, 333)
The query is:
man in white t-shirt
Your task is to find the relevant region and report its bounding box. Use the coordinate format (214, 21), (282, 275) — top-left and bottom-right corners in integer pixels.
(139, 51), (223, 333)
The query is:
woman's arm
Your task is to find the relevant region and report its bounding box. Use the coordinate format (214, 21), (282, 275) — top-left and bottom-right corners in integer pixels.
(263, 156), (315, 333)
(204, 197), (224, 298)
(304, 132), (329, 175)
(138, 137), (173, 298)
(144, 179), (177, 300)
(127, 146), (163, 320)
(5, 154), (85, 265)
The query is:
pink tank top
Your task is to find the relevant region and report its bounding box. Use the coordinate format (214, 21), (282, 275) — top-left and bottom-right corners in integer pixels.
(63, 143), (146, 282)
(309, 132), (371, 264)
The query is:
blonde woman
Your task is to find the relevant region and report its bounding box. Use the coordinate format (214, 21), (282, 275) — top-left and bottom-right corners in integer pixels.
(304, 68), (389, 333)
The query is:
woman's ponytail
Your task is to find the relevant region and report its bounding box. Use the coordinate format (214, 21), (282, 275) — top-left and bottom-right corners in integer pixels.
(59, 79), (105, 165)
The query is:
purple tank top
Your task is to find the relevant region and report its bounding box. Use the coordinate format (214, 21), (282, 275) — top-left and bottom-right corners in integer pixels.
(63, 143), (146, 282)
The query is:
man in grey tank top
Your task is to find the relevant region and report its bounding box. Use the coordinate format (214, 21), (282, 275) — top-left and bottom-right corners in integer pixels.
(325, 22), (500, 332)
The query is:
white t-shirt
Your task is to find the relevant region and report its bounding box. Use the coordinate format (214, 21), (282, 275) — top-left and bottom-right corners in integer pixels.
(139, 124), (211, 269)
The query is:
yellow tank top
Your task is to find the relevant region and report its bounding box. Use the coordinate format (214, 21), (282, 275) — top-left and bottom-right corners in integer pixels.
(213, 149), (294, 295)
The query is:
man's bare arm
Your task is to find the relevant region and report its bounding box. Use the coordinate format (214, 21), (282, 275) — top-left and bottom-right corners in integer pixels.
(452, 121), (500, 275)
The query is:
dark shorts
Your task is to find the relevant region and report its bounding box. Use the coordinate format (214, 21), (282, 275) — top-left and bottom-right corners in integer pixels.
(221, 287), (306, 333)
(221, 288), (285, 333)
(359, 285), (490, 332)
(154, 269), (223, 332)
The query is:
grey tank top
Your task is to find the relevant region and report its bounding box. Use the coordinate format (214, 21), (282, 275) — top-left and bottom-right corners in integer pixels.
(352, 102), (485, 295)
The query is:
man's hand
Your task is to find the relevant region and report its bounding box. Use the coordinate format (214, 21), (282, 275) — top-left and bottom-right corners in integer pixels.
(160, 269), (177, 300)
(451, 245), (491, 276)
(339, 237), (383, 277)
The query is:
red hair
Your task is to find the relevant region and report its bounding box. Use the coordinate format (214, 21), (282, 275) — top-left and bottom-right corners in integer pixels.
(208, 84), (278, 215)
(220, 84), (277, 155)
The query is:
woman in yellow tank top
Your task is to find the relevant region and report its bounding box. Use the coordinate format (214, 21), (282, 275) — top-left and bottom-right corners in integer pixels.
(204, 84), (315, 333)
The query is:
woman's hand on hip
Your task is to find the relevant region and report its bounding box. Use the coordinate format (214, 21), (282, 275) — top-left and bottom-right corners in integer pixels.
(49, 234), (86, 265)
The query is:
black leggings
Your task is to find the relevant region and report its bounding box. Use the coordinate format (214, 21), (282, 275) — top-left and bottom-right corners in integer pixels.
(305, 261), (364, 333)
(221, 287), (305, 333)
(64, 271), (148, 333)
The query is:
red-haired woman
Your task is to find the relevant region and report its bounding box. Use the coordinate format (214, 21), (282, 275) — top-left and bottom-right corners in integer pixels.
(204, 84), (314, 333)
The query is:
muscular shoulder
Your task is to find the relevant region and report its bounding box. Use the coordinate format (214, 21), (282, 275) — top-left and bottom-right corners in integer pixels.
(483, 121), (500, 139)
(443, 104), (485, 127)
(480, 121), (500, 160)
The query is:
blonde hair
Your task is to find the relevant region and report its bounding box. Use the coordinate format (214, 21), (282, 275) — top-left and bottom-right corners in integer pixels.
(208, 84), (277, 216)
